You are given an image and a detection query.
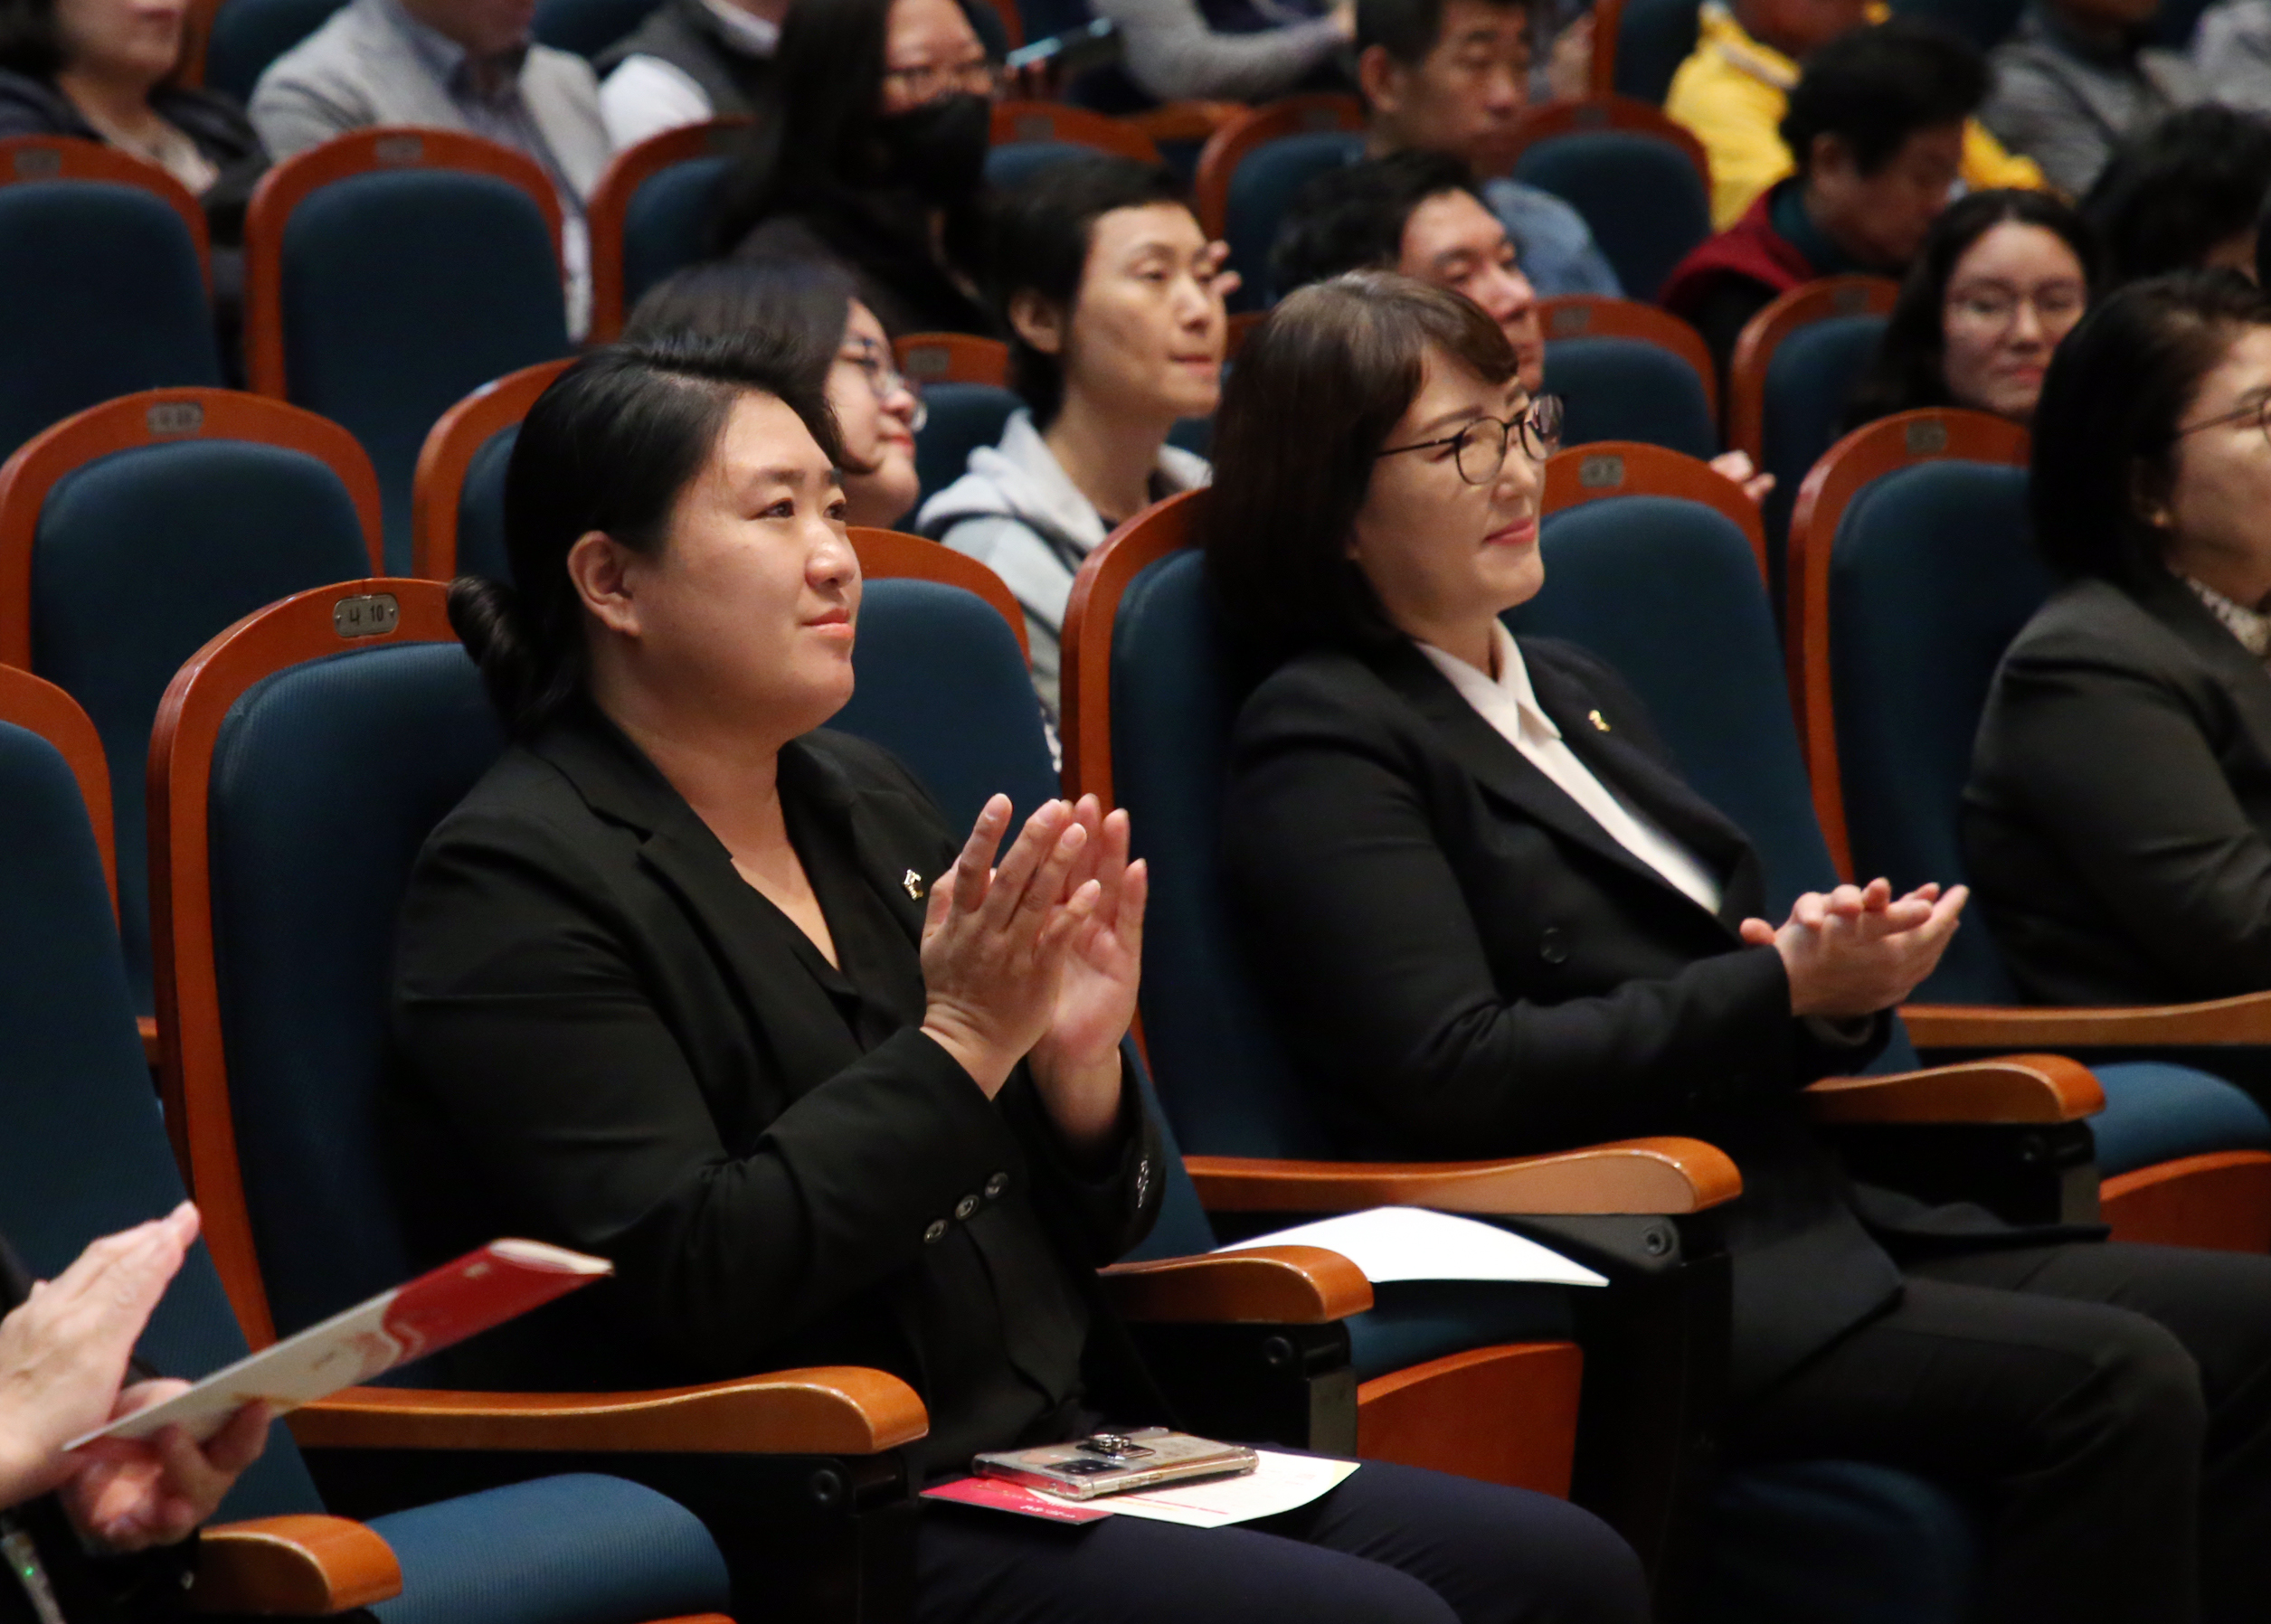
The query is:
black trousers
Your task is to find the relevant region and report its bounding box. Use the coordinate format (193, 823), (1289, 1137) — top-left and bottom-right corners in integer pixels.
(913, 1457), (1651, 1624)
(1731, 1242), (2271, 1624)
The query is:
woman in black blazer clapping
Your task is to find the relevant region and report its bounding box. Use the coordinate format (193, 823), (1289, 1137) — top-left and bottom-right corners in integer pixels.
(385, 333), (1648, 1624)
(1211, 271), (2271, 1624)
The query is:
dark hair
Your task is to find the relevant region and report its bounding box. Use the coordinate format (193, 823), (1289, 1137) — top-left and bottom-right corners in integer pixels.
(1778, 18), (1986, 180)
(2084, 106), (2271, 288)
(1270, 148), (1483, 301)
(1202, 271), (1519, 674)
(0, 0), (63, 78)
(707, 0), (894, 250)
(986, 155), (1187, 426)
(1847, 190), (2096, 427)
(449, 335), (847, 736)
(2030, 270), (2271, 588)
(1357, 0), (1528, 66)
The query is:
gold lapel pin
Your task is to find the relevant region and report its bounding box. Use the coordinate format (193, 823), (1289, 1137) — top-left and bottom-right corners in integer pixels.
(1588, 710), (1612, 733)
(903, 869), (926, 901)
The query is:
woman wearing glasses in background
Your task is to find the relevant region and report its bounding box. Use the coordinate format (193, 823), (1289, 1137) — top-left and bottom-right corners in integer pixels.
(628, 256), (926, 528)
(1971, 270), (2271, 1008)
(709, 0), (999, 336)
(1846, 189), (2095, 431)
(1214, 271), (2271, 1624)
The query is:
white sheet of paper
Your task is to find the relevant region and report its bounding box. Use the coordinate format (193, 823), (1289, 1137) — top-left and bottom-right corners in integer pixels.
(1049, 1451), (1359, 1528)
(1214, 1206), (1607, 1288)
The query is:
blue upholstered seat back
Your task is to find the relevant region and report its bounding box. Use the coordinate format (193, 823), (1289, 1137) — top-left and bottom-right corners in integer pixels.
(1612, 0), (1703, 101)
(0, 722), (322, 1520)
(914, 382), (1021, 502)
(1827, 461), (2041, 1003)
(984, 140), (1092, 194)
(1224, 130), (1362, 310)
(1759, 314), (1886, 594)
(454, 424), (521, 585)
(1109, 550), (1330, 1156)
(1544, 336), (1718, 460)
(280, 171), (570, 571)
(203, 0), (347, 101)
(825, 574), (1218, 1260)
(208, 644), (505, 1335)
(532, 0), (660, 55)
(621, 156), (734, 316)
(0, 183), (221, 461)
(1512, 132), (1712, 302)
(1512, 494), (1919, 1072)
(1886, 0), (2021, 46)
(31, 439), (373, 1013)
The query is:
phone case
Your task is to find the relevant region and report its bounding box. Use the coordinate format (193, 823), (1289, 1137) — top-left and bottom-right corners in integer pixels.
(971, 1429), (1259, 1500)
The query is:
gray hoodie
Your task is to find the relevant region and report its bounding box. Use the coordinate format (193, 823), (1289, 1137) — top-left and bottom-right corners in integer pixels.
(917, 411), (1209, 727)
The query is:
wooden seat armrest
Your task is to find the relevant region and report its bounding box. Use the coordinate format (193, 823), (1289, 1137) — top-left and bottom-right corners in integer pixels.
(1902, 995), (2271, 1050)
(1100, 1244), (1372, 1323)
(286, 1368), (927, 1455)
(194, 1515), (402, 1614)
(1183, 1137), (1741, 1215)
(1804, 1054), (2105, 1125)
(1123, 101), (1244, 142)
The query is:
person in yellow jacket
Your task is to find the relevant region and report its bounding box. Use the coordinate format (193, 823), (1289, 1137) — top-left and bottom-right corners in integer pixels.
(1669, 0), (2047, 227)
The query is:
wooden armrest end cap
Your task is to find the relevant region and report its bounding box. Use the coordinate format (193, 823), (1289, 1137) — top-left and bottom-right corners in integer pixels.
(195, 1515), (401, 1614)
(1184, 1138), (1740, 1215)
(1101, 1244), (1373, 1323)
(1806, 1054), (2105, 1125)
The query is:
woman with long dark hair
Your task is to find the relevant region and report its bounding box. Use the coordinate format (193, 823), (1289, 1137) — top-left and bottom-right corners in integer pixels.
(1847, 189), (2094, 430)
(708, 0), (997, 335)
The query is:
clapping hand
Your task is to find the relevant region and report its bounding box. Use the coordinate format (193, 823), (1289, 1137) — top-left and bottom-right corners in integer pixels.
(1027, 798), (1148, 1154)
(1740, 877), (1968, 1020)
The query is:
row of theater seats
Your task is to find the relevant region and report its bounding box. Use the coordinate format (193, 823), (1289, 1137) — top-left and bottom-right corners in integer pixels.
(8, 415), (2271, 1623)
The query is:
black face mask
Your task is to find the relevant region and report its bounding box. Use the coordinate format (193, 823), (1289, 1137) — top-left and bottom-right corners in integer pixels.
(870, 90), (990, 202)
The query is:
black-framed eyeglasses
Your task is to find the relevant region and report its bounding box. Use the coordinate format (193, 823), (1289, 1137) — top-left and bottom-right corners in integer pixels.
(2174, 394), (2271, 446)
(1376, 395), (1565, 485)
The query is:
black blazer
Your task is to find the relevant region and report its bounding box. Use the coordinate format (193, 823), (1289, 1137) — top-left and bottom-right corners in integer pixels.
(1224, 636), (1920, 1399)
(386, 706), (1166, 1476)
(1966, 572), (2271, 1006)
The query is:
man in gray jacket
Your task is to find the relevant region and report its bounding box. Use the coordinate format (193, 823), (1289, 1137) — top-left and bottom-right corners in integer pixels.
(249, 0), (612, 329)
(1982, 0), (2200, 197)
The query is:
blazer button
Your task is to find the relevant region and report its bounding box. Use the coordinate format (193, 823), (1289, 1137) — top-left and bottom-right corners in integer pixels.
(923, 1219), (948, 1243)
(985, 1172), (1009, 1199)
(1538, 927), (1569, 965)
(954, 1194), (979, 1221)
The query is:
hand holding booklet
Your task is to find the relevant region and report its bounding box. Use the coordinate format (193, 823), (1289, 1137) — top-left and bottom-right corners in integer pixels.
(68, 1239), (613, 1449)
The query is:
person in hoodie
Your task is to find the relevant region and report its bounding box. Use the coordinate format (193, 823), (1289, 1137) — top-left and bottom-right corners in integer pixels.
(919, 156), (1227, 726)
(708, 0), (998, 336)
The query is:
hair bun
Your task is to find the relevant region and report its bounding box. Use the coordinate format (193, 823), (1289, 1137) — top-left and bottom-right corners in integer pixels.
(448, 575), (542, 731)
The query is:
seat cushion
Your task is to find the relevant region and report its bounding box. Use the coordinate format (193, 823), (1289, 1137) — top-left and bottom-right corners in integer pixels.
(203, 0), (348, 100)
(2088, 1062), (2271, 1176)
(533, 0), (660, 55)
(1696, 1459), (1978, 1624)
(454, 423), (520, 584)
(1512, 133), (1712, 302)
(368, 1475), (729, 1624)
(1544, 336), (1717, 460)
(623, 156), (734, 316)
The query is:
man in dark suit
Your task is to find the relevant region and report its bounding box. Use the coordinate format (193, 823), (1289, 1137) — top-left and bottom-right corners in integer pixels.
(1206, 269), (2271, 1624)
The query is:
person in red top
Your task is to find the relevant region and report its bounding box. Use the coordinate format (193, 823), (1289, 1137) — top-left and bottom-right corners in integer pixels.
(1662, 18), (1986, 381)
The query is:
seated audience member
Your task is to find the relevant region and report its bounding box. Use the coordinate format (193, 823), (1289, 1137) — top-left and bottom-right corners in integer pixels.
(383, 330), (1653, 1624)
(920, 158), (1221, 728)
(247, 0), (610, 332)
(1086, 0), (1355, 104)
(0, 0), (265, 242)
(1667, 0), (2039, 231)
(1984, 0), (2202, 199)
(710, 0), (995, 335)
(2196, 0), (2271, 109)
(2082, 105), (2271, 286)
(0, 1205), (270, 1624)
(595, 0), (783, 149)
(1213, 269), (2271, 1624)
(1969, 272), (2271, 1005)
(1661, 19), (1982, 378)
(625, 257), (922, 527)
(1273, 148), (1772, 496)
(1353, 0), (1619, 297)
(1847, 188), (2093, 428)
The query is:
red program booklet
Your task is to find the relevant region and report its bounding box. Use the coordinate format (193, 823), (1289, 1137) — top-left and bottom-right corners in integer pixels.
(69, 1239), (612, 1448)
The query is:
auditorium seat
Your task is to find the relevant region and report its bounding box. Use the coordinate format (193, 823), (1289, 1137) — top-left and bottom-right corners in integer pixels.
(895, 331), (1014, 388)
(913, 380), (1022, 502)
(245, 128), (574, 571)
(0, 671), (741, 1624)
(0, 388), (379, 1017)
(985, 138), (1096, 191)
(587, 119), (752, 343)
(1887, 0), (2024, 48)
(201, 0), (347, 104)
(1544, 337), (1718, 460)
(1594, 0), (1705, 103)
(991, 99), (1160, 161)
(1191, 95), (1365, 308)
(0, 138), (222, 463)
(412, 359), (573, 581)
(1787, 411), (2271, 1250)
(1506, 99), (1713, 300)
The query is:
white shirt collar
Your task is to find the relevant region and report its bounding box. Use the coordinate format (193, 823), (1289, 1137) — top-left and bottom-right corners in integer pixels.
(1416, 621), (1563, 743)
(2185, 575), (2271, 661)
